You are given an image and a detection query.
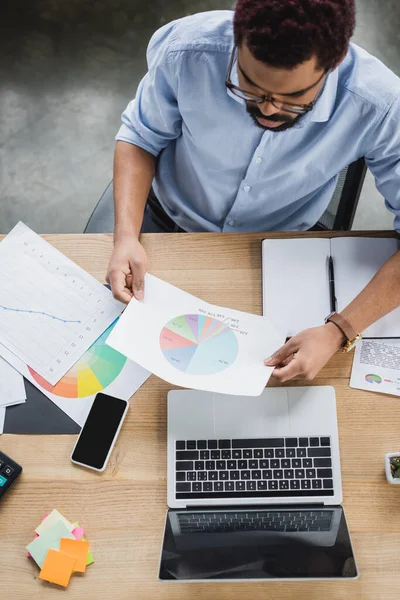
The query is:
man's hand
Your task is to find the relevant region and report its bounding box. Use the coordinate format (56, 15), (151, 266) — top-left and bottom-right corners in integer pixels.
(106, 237), (147, 303)
(264, 323), (345, 382)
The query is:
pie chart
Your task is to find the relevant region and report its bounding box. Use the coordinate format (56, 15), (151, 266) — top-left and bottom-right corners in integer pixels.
(160, 314), (238, 375)
(28, 320), (127, 398)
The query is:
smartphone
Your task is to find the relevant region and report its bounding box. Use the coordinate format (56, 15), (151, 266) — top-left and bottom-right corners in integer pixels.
(70, 393), (129, 472)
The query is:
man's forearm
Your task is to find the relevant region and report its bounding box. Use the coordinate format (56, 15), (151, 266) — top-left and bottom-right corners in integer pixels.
(341, 248), (400, 332)
(113, 141), (156, 241)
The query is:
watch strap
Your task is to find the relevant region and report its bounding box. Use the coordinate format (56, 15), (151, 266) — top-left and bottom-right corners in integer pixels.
(326, 312), (361, 352)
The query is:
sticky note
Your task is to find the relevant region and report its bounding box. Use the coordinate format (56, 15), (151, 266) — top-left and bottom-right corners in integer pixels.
(26, 520), (75, 568)
(35, 509), (74, 536)
(27, 513), (50, 557)
(72, 522), (94, 565)
(72, 525), (85, 541)
(60, 538), (90, 573)
(39, 549), (76, 588)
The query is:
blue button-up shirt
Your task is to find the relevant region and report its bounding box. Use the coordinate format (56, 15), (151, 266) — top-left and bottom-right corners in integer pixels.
(116, 10), (400, 232)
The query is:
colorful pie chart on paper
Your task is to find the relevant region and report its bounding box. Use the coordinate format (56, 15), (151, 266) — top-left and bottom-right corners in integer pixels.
(160, 314), (238, 376)
(28, 321), (127, 398)
(365, 374), (382, 384)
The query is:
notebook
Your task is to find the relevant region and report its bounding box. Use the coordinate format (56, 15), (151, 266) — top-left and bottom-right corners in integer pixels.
(262, 237), (400, 338)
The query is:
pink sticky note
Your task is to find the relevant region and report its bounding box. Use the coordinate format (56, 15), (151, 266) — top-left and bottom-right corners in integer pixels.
(27, 513), (50, 557)
(72, 527), (85, 541)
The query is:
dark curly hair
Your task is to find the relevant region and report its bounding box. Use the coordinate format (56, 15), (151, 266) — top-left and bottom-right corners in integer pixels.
(234, 0), (355, 70)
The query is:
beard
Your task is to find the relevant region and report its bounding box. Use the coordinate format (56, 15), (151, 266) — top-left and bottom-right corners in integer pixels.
(246, 102), (305, 132)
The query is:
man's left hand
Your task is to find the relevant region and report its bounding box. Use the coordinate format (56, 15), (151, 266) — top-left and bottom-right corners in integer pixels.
(264, 323), (345, 382)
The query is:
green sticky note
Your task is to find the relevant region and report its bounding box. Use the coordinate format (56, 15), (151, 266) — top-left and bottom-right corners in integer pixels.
(26, 519), (75, 568)
(72, 522), (94, 565)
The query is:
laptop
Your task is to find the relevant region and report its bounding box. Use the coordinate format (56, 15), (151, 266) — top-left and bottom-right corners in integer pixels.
(159, 386), (358, 581)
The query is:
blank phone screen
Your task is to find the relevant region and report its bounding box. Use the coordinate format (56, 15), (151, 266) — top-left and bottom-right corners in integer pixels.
(71, 393), (127, 469)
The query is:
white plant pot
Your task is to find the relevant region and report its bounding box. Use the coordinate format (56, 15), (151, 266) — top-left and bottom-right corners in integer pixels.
(385, 452), (400, 484)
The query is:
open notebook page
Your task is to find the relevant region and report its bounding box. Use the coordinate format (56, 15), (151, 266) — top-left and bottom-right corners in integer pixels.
(262, 238), (330, 336)
(331, 237), (400, 338)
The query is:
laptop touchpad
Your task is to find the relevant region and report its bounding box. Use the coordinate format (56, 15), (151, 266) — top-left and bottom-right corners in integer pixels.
(214, 389), (290, 438)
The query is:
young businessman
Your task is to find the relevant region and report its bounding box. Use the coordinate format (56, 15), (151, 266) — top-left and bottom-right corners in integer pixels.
(107, 0), (400, 381)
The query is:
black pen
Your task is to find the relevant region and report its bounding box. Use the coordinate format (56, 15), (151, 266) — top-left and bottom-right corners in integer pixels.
(328, 256), (337, 313)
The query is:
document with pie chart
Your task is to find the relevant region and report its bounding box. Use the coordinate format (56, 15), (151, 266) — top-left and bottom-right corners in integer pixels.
(107, 274), (285, 396)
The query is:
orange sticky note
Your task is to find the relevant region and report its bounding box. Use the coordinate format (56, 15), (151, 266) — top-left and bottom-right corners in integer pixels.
(59, 538), (90, 573)
(39, 549), (76, 587)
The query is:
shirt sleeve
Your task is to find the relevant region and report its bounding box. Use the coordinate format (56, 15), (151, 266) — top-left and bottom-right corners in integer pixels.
(116, 23), (182, 156)
(365, 96), (400, 232)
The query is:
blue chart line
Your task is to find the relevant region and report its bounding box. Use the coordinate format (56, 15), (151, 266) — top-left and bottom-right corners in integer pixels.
(0, 304), (81, 324)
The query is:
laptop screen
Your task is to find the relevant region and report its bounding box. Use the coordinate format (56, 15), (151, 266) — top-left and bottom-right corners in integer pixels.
(159, 507), (357, 580)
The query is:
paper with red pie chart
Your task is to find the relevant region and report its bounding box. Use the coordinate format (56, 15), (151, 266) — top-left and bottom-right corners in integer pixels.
(107, 274), (285, 396)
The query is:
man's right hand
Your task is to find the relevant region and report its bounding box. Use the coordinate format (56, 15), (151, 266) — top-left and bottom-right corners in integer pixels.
(106, 237), (148, 303)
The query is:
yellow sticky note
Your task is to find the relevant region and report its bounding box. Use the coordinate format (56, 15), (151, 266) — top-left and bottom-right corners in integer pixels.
(35, 509), (74, 536)
(39, 549), (76, 588)
(60, 538), (90, 573)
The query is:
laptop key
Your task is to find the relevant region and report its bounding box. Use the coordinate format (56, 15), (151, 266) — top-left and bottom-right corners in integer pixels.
(219, 471), (229, 480)
(187, 441), (196, 449)
(214, 482), (223, 491)
(222, 450), (231, 459)
(262, 469), (273, 479)
(216, 460), (226, 470)
(243, 450), (253, 459)
(257, 480), (268, 490)
(310, 437), (320, 446)
(323, 479), (334, 489)
(176, 472), (186, 481)
(192, 482), (202, 492)
(208, 471), (218, 480)
(205, 460), (215, 470)
(295, 469), (305, 479)
(203, 482), (212, 492)
(317, 468), (333, 479)
(249, 459), (258, 469)
(290, 480), (300, 490)
(321, 437), (330, 446)
(275, 449), (285, 458)
(232, 450), (242, 459)
(241, 470), (251, 480)
(285, 438), (298, 447)
(176, 483), (191, 492)
(219, 440), (231, 449)
(176, 451), (198, 460)
(198, 472), (207, 481)
(284, 469), (294, 479)
(197, 440), (207, 449)
(238, 460), (247, 469)
(271, 459), (280, 469)
(254, 449), (263, 458)
(301, 480), (311, 489)
(312, 479), (322, 489)
(211, 450), (221, 459)
(279, 480), (289, 490)
(264, 449), (274, 458)
(227, 460), (237, 470)
(303, 458), (313, 468)
(299, 437), (308, 447)
(231, 470), (240, 480)
(308, 447), (331, 457)
(176, 461), (193, 471)
(200, 450), (210, 460)
(286, 449), (295, 458)
(274, 469), (283, 480)
(252, 470), (262, 480)
(246, 481), (256, 491)
(208, 440), (218, 449)
(260, 459), (269, 469)
(296, 448), (307, 457)
(176, 441), (185, 449)
(268, 481), (278, 490)
(314, 458), (332, 468)
(187, 472), (196, 481)
(236, 481), (245, 491)
(306, 469), (316, 478)
(195, 461), (204, 470)
(225, 481), (235, 491)
(292, 459), (302, 469)
(281, 459), (291, 469)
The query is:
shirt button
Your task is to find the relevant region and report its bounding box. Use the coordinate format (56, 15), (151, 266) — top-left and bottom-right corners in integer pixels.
(255, 157), (262, 164)
(227, 219), (236, 227)
(243, 185), (251, 192)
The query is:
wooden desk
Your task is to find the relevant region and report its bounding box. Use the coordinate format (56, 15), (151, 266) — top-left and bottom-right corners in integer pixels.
(1, 231), (400, 600)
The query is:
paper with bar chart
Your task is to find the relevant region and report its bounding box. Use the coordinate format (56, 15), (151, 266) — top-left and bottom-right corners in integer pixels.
(107, 274), (285, 396)
(0, 319), (150, 426)
(0, 222), (124, 385)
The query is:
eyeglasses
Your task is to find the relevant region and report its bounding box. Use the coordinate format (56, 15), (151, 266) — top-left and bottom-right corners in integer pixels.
(225, 47), (327, 115)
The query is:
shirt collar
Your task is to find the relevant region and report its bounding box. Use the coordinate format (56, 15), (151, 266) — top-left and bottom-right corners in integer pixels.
(227, 56), (338, 127)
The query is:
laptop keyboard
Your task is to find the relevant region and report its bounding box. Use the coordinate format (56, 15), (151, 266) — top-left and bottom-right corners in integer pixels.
(177, 510), (333, 534)
(175, 437), (334, 499)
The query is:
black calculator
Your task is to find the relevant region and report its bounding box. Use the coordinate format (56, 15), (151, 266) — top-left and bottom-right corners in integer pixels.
(0, 451), (22, 500)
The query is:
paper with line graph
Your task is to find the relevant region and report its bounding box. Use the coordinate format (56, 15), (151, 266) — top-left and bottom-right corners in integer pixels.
(0, 222), (124, 384)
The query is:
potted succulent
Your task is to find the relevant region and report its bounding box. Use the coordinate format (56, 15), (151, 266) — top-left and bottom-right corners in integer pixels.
(385, 453), (400, 484)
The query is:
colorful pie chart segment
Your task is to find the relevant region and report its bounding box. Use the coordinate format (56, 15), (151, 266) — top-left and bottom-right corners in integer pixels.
(365, 374), (382, 384)
(28, 320), (127, 398)
(160, 314), (238, 375)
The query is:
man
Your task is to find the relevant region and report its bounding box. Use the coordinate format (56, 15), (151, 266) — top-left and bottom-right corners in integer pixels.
(107, 0), (400, 382)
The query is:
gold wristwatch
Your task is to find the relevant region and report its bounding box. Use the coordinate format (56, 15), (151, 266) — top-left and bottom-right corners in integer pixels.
(325, 312), (362, 353)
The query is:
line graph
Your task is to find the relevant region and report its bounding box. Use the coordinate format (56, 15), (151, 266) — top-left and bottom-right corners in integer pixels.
(0, 304), (82, 324)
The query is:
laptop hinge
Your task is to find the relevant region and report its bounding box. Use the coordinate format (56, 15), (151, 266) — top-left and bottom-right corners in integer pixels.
(185, 503), (326, 510)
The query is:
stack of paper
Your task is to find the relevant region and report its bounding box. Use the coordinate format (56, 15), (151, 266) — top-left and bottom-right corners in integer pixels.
(0, 357), (27, 433)
(26, 509), (94, 588)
